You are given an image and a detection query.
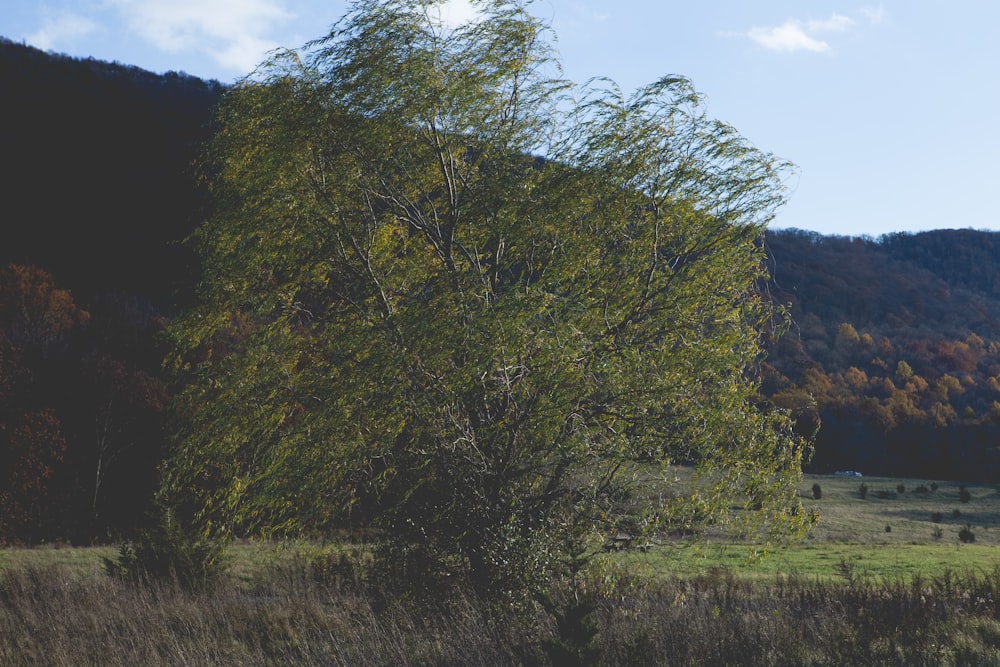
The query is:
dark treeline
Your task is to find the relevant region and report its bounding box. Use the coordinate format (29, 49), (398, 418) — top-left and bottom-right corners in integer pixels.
(0, 39), (222, 543)
(3, 38), (1000, 543)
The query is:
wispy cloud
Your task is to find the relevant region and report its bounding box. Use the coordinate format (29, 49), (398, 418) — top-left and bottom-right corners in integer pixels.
(108, 0), (292, 73)
(746, 14), (853, 53)
(861, 5), (887, 25)
(27, 9), (100, 50)
(741, 8), (882, 54)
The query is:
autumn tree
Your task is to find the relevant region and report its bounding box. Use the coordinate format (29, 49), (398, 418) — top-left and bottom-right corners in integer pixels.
(164, 0), (810, 600)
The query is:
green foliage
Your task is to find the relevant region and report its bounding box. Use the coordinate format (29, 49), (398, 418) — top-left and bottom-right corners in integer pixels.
(163, 0), (808, 601)
(541, 591), (603, 667)
(104, 506), (225, 589)
(812, 483), (822, 499)
(959, 525), (977, 543)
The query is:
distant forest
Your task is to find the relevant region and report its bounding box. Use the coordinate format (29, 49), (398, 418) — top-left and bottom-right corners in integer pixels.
(3, 37), (1000, 543)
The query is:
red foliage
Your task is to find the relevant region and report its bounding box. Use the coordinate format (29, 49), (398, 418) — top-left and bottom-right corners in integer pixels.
(0, 409), (67, 542)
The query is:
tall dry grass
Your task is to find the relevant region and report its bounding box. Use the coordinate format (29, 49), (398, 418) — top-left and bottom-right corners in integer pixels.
(4, 557), (1000, 665)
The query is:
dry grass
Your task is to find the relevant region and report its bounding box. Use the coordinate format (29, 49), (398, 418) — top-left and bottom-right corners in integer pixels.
(5, 473), (1000, 664)
(5, 557), (1000, 666)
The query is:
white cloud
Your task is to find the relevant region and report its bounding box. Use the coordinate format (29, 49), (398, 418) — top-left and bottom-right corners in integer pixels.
(806, 15), (854, 33)
(747, 20), (832, 53)
(27, 9), (100, 50)
(569, 3), (609, 23)
(861, 5), (887, 25)
(745, 13), (857, 54)
(108, 0), (292, 72)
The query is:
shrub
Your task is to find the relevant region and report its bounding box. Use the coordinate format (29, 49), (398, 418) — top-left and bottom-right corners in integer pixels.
(953, 509), (962, 519)
(896, 484), (905, 494)
(931, 512), (943, 523)
(858, 483), (869, 499)
(959, 486), (972, 504)
(933, 526), (944, 540)
(959, 525), (976, 543)
(104, 507), (225, 589)
(930, 482), (939, 492)
(914, 484), (929, 493)
(812, 483), (822, 500)
(875, 489), (892, 500)
(884, 525), (892, 533)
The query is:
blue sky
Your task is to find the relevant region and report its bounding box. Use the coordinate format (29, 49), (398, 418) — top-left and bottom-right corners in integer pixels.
(4, 1), (999, 238)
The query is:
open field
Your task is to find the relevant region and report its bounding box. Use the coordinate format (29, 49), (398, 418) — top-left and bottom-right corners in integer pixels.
(4, 474), (1000, 665)
(3, 473), (1000, 582)
(624, 473), (1000, 582)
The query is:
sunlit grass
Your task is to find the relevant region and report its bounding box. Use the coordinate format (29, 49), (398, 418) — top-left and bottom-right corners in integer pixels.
(3, 474), (999, 585)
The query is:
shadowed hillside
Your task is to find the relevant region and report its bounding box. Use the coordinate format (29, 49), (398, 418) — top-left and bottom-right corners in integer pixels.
(0, 39), (222, 543)
(0, 37), (224, 309)
(764, 228), (1000, 481)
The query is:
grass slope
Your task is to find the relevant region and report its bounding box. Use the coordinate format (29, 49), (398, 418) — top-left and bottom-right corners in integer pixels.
(633, 473), (1000, 581)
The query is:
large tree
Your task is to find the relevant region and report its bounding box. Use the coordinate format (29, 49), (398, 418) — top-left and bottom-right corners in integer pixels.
(164, 0), (810, 599)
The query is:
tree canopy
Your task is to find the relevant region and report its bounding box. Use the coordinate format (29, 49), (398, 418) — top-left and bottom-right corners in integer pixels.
(164, 0), (810, 600)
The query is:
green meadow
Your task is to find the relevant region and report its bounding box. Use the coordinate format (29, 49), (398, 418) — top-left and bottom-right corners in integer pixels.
(640, 473), (1000, 581)
(3, 473), (999, 583)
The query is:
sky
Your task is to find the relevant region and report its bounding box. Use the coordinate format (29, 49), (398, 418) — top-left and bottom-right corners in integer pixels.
(3, 0), (1000, 238)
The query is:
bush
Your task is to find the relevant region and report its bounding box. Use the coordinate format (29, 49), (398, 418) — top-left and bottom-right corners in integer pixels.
(812, 483), (822, 500)
(884, 525), (892, 533)
(896, 484), (905, 494)
(104, 507), (225, 589)
(931, 512), (943, 523)
(858, 483), (869, 499)
(953, 509), (962, 519)
(959, 525), (976, 543)
(930, 482), (939, 492)
(959, 486), (972, 504)
(932, 526), (944, 540)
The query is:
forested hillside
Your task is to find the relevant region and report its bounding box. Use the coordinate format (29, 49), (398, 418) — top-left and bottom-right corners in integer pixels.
(0, 39), (221, 542)
(0, 37), (223, 305)
(2, 38), (1000, 543)
(764, 228), (1000, 481)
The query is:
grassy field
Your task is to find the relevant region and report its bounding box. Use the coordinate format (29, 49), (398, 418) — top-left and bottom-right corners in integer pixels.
(620, 472), (1000, 582)
(4, 474), (1000, 665)
(3, 473), (999, 584)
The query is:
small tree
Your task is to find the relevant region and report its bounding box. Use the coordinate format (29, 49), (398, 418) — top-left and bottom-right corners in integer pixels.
(959, 486), (972, 503)
(164, 0), (810, 602)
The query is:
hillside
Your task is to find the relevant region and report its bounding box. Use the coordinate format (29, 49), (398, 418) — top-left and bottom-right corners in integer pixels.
(0, 37), (223, 308)
(3, 40), (1000, 542)
(0, 39), (222, 543)
(764, 228), (1000, 481)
